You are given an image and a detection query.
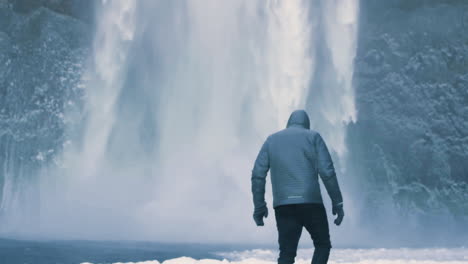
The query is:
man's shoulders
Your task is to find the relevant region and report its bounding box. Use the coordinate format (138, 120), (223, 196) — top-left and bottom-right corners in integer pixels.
(308, 129), (320, 136)
(269, 128), (320, 140)
(268, 128), (288, 139)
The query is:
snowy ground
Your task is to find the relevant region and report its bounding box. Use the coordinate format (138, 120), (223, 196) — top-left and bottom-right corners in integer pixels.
(82, 248), (468, 264)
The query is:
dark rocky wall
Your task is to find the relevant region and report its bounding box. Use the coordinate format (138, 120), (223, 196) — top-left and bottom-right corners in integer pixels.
(0, 2), (91, 219)
(6, 0), (95, 24)
(349, 0), (468, 243)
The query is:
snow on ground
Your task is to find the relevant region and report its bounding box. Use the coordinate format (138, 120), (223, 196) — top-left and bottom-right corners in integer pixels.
(81, 248), (468, 264)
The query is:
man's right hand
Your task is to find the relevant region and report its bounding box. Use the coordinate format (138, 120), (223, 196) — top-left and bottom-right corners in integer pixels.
(332, 203), (344, 226)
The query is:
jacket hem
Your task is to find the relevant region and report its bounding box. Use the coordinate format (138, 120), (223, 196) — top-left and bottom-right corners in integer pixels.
(273, 198), (323, 208)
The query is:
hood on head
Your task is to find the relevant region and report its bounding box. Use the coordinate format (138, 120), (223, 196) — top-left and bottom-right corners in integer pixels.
(286, 110), (310, 129)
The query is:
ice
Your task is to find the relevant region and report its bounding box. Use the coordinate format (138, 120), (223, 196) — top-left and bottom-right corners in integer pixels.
(81, 248), (468, 264)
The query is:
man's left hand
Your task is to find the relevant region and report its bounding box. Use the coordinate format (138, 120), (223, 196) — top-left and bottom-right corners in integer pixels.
(253, 206), (268, 226)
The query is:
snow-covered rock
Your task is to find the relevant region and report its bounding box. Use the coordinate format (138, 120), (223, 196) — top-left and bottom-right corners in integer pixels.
(348, 0), (468, 242)
(0, 4), (90, 222)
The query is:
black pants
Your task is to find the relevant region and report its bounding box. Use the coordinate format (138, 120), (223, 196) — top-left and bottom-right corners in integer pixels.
(274, 203), (331, 264)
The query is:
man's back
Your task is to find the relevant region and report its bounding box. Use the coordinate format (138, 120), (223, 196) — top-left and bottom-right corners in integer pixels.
(268, 126), (324, 207)
(251, 110), (343, 209)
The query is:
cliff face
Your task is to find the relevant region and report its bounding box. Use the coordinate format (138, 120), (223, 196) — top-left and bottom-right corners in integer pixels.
(349, 0), (468, 242)
(0, 3), (90, 221)
(5, 0), (95, 23)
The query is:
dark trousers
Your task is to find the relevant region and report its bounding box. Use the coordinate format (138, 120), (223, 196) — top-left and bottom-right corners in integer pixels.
(274, 203), (331, 264)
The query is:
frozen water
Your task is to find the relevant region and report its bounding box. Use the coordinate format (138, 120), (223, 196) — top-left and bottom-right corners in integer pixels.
(81, 248), (468, 264)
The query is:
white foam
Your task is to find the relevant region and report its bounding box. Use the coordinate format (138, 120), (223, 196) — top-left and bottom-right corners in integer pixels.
(82, 248), (468, 264)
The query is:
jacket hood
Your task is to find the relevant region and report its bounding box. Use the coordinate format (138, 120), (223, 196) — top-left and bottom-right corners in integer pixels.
(286, 110), (310, 129)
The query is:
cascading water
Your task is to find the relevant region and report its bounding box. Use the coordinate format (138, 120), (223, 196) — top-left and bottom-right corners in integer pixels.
(1, 0), (359, 243)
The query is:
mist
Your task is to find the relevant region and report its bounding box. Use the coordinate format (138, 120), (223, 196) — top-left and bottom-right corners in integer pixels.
(0, 0), (360, 244)
(5, 0), (466, 249)
(3, 0), (468, 251)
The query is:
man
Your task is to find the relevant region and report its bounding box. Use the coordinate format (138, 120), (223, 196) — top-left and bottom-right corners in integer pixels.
(251, 110), (344, 264)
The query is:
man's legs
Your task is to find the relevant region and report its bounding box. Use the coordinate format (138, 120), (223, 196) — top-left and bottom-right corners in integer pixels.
(274, 204), (303, 264)
(301, 203), (331, 264)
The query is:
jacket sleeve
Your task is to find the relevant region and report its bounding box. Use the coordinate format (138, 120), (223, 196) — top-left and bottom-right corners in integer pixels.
(315, 133), (343, 206)
(251, 138), (270, 209)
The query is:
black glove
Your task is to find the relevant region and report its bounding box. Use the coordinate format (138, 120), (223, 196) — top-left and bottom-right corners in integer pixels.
(332, 203), (344, 226)
(253, 206), (268, 226)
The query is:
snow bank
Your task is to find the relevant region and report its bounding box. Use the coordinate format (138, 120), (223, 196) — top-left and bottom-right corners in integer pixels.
(81, 248), (468, 264)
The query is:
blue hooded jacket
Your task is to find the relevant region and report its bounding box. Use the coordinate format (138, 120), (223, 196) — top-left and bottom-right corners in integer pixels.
(251, 110), (343, 209)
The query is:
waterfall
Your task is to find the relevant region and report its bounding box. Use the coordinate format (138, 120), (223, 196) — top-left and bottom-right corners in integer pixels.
(79, 0), (137, 181)
(306, 0), (359, 159)
(145, 0), (318, 242)
(1, 0), (359, 243)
